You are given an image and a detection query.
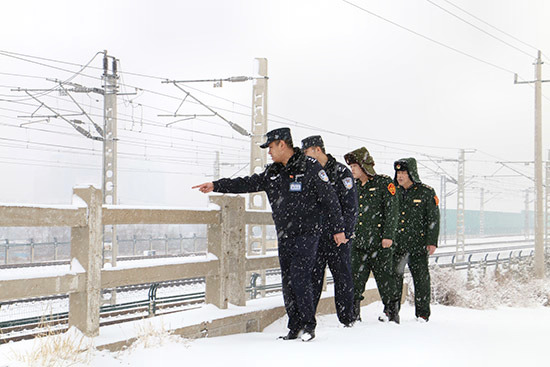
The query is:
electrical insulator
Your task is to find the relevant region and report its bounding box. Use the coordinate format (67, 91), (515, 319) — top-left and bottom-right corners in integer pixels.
(229, 76), (250, 82)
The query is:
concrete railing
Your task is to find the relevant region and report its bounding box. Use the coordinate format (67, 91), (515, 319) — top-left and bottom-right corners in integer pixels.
(0, 185), (279, 337)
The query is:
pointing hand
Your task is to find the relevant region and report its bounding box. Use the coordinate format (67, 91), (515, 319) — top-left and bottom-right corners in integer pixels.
(192, 182), (214, 193)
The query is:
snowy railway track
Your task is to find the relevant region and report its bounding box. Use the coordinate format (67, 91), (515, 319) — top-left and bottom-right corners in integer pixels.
(0, 270), (283, 343)
(1, 296), (206, 344)
(0, 237), (538, 343)
(0, 278), (205, 343)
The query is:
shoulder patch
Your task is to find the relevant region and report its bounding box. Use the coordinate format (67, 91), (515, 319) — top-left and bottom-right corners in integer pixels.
(342, 177), (353, 190)
(387, 182), (396, 195)
(434, 195), (439, 206)
(318, 169), (329, 182)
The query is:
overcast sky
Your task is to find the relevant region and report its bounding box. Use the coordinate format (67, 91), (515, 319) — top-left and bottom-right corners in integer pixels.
(1, 0), (549, 213)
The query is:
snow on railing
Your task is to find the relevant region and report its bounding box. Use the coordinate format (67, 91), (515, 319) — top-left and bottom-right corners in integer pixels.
(0, 185), (277, 337)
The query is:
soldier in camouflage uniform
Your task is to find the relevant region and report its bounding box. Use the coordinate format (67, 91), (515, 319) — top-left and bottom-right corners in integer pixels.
(393, 158), (440, 322)
(344, 147), (401, 323)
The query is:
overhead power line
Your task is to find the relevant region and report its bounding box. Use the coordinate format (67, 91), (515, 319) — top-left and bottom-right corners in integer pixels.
(0, 136), (249, 166)
(4, 47), (547, 162)
(1, 48), (543, 180)
(0, 50), (103, 102)
(0, 48), (466, 157)
(440, 0), (544, 56)
(426, 0), (534, 59)
(341, 0), (517, 75)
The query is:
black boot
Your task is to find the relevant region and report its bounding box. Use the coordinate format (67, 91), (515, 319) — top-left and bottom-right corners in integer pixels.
(378, 304), (390, 322)
(353, 300), (362, 322)
(278, 329), (302, 340)
(388, 301), (401, 324)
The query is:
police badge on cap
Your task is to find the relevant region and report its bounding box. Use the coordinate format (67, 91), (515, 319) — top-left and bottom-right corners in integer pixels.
(394, 160), (408, 171)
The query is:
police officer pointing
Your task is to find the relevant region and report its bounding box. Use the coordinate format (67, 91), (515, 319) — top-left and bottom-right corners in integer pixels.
(193, 128), (347, 342)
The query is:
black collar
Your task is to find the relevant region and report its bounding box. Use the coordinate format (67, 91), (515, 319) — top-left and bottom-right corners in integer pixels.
(324, 154), (338, 179)
(266, 148), (307, 175)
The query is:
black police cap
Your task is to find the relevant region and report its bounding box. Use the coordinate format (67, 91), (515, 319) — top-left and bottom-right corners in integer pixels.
(301, 135), (324, 150)
(260, 127), (293, 148)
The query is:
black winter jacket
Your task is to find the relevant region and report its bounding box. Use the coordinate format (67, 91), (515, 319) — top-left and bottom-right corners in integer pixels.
(322, 154), (358, 239)
(214, 148), (346, 240)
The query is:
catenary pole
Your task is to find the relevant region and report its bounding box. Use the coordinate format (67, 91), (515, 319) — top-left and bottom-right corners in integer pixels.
(534, 51), (545, 278)
(248, 58), (268, 296)
(514, 50), (547, 278)
(102, 51), (119, 293)
(456, 149), (465, 261)
(479, 187), (485, 237)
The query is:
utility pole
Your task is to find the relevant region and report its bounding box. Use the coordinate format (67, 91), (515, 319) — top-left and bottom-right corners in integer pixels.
(100, 51), (119, 306)
(515, 50), (549, 278)
(440, 175), (447, 244)
(11, 51), (123, 289)
(249, 58), (268, 202)
(214, 151), (220, 180)
(534, 51), (545, 278)
(479, 187), (485, 237)
(248, 58), (268, 296)
(456, 149), (466, 261)
(102, 52), (119, 276)
(455, 150), (476, 260)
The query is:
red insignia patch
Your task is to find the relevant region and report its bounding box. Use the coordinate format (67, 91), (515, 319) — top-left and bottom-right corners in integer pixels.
(434, 195), (439, 206)
(388, 183), (396, 195)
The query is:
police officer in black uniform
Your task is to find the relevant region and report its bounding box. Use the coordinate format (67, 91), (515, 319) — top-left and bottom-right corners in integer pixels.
(302, 135), (357, 327)
(193, 128), (347, 342)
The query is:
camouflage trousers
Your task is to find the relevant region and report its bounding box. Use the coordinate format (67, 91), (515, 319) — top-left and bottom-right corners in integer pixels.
(394, 247), (431, 319)
(351, 244), (399, 307)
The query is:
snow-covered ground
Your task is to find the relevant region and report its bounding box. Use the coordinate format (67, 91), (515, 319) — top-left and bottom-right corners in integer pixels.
(1, 301), (548, 367)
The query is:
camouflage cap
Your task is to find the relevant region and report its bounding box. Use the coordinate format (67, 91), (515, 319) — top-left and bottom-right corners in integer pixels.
(344, 147), (376, 176)
(394, 157), (421, 183)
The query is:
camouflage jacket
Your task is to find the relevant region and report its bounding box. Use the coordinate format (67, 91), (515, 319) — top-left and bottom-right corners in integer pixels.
(393, 157), (440, 251)
(354, 174), (398, 249)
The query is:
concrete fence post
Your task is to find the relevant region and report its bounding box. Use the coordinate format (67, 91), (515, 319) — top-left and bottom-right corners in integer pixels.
(69, 185), (103, 337)
(205, 195), (247, 309)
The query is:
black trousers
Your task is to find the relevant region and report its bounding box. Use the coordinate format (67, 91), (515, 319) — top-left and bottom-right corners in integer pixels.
(311, 234), (355, 325)
(278, 234), (320, 332)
